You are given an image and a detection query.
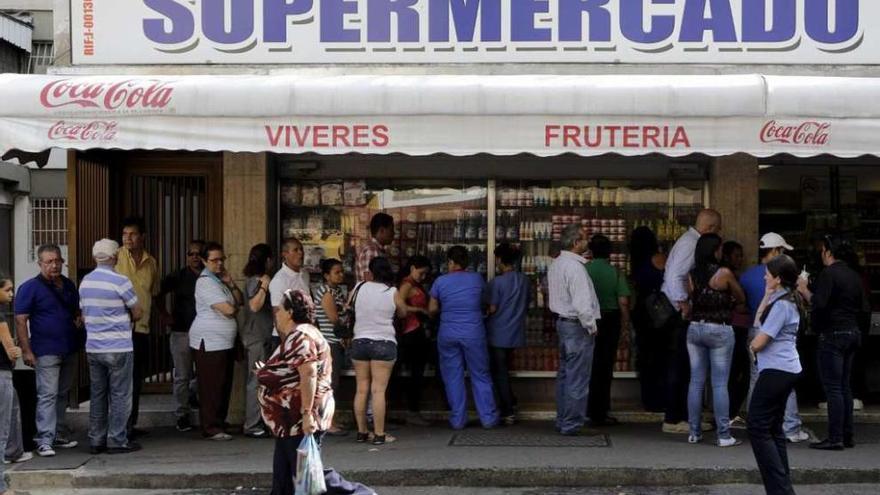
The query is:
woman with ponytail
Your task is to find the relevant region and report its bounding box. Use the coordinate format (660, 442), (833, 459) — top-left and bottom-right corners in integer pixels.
(747, 254), (805, 495)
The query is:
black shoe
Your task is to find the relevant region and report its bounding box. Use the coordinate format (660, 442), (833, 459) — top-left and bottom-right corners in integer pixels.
(844, 438), (855, 449)
(589, 416), (620, 427)
(129, 427), (150, 439)
(89, 445), (107, 455)
(176, 417), (193, 432)
(356, 432), (370, 443)
(107, 442), (142, 454)
(809, 439), (844, 451)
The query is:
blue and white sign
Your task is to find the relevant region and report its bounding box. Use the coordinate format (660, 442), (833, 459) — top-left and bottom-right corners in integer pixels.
(71, 0), (873, 65)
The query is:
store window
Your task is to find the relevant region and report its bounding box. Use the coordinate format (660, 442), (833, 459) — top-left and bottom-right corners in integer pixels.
(279, 179), (489, 284)
(496, 179), (705, 374)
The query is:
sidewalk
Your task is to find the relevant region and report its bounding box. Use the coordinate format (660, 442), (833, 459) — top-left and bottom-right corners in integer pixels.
(7, 419), (880, 491)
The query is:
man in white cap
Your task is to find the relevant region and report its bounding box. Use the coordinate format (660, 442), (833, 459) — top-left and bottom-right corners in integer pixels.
(738, 233), (812, 443)
(79, 239), (144, 454)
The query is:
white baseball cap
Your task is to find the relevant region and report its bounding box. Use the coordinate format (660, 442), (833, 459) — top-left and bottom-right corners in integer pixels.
(92, 238), (120, 262)
(760, 233), (793, 251)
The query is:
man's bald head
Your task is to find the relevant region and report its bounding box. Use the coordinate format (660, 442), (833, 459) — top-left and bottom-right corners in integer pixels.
(281, 238), (304, 271)
(695, 209), (722, 235)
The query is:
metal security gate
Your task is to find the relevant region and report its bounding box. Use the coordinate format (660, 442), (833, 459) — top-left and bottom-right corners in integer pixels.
(69, 151), (223, 398)
(120, 154), (223, 392)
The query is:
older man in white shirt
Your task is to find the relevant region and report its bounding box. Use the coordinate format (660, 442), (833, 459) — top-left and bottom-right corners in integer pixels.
(548, 224), (601, 436)
(660, 208), (721, 434)
(268, 239), (310, 344)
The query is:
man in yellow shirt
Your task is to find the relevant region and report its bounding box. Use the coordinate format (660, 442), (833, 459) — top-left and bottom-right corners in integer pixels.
(115, 217), (159, 438)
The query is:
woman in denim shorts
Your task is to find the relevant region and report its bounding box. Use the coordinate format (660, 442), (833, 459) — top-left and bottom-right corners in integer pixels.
(350, 258), (411, 445)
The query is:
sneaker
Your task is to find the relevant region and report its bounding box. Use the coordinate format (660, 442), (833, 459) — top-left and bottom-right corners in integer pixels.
(11, 451), (33, 463)
(662, 421), (690, 434)
(718, 437), (742, 448)
(54, 438), (78, 449)
(688, 434), (702, 444)
(786, 430), (811, 443)
(405, 411), (431, 427)
(176, 417), (194, 432)
(244, 429), (269, 439)
(502, 415), (516, 426)
(36, 445), (56, 457)
(854, 399), (864, 411)
(208, 432), (233, 441)
(371, 434), (396, 445)
(729, 416), (747, 429)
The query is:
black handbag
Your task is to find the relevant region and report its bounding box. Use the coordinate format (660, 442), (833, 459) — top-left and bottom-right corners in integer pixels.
(333, 282), (364, 340)
(644, 289), (676, 329)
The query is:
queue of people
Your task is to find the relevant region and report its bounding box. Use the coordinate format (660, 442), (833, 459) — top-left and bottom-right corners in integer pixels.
(0, 208), (873, 495)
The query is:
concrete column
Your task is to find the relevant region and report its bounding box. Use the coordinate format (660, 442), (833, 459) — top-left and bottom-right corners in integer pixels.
(222, 152), (269, 427)
(708, 153), (760, 265)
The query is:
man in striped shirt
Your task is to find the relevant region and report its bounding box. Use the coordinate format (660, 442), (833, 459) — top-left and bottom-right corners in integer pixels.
(79, 239), (143, 454)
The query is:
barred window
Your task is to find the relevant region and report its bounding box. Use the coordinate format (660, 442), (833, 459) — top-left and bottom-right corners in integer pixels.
(31, 198), (68, 260)
(27, 41), (54, 74)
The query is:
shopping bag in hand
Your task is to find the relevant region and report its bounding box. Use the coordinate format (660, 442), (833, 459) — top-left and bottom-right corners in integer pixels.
(295, 434), (327, 495)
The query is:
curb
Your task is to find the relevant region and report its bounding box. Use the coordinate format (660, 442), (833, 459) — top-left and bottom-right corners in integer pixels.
(10, 466), (880, 490)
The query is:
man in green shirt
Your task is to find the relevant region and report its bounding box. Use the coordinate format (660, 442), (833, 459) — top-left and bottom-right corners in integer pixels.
(586, 234), (631, 426)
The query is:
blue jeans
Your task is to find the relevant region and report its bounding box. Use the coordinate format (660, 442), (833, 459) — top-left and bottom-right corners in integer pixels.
(747, 327), (802, 436)
(35, 353), (77, 447)
(87, 352), (134, 448)
(437, 336), (498, 429)
(687, 322), (734, 439)
(1, 370), (22, 492)
(555, 319), (595, 435)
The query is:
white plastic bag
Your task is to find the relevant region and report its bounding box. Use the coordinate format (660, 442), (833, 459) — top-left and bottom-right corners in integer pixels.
(294, 434), (327, 495)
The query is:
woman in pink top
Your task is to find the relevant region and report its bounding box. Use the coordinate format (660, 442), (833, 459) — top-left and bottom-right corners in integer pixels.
(397, 256), (432, 426)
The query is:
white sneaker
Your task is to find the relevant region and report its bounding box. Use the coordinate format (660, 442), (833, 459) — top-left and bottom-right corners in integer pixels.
(786, 430), (811, 443)
(36, 445), (56, 457)
(208, 432), (233, 441)
(718, 437), (742, 448)
(854, 399), (864, 411)
(688, 434), (702, 444)
(54, 438), (78, 449)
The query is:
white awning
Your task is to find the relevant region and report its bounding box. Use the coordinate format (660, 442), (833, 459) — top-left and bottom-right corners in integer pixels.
(0, 73), (876, 158)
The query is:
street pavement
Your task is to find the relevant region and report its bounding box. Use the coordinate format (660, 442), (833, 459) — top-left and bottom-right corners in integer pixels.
(6, 421), (880, 491)
(13, 486), (880, 495)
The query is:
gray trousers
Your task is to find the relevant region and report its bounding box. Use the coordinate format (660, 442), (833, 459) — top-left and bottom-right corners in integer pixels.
(244, 338), (271, 433)
(169, 332), (195, 419)
(1, 370), (23, 492)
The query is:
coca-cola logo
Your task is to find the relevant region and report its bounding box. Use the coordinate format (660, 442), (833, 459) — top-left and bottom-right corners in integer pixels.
(760, 120), (830, 146)
(40, 79), (174, 111)
(48, 120), (118, 141)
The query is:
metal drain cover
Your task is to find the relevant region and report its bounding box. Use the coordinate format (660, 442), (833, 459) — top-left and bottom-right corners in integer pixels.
(449, 430), (609, 447)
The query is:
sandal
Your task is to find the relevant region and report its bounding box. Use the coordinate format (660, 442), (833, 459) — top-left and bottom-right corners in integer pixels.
(356, 432), (370, 443)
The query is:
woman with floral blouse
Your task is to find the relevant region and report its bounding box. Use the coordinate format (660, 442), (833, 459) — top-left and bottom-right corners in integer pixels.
(256, 289), (335, 495)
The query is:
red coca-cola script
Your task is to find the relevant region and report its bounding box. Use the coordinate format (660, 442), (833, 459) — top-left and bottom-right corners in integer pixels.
(48, 120), (118, 141)
(40, 79), (174, 110)
(760, 120), (830, 146)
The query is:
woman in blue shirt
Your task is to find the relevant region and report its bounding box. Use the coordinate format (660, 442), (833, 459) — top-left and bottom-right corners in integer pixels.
(429, 245), (499, 430)
(747, 254), (804, 495)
